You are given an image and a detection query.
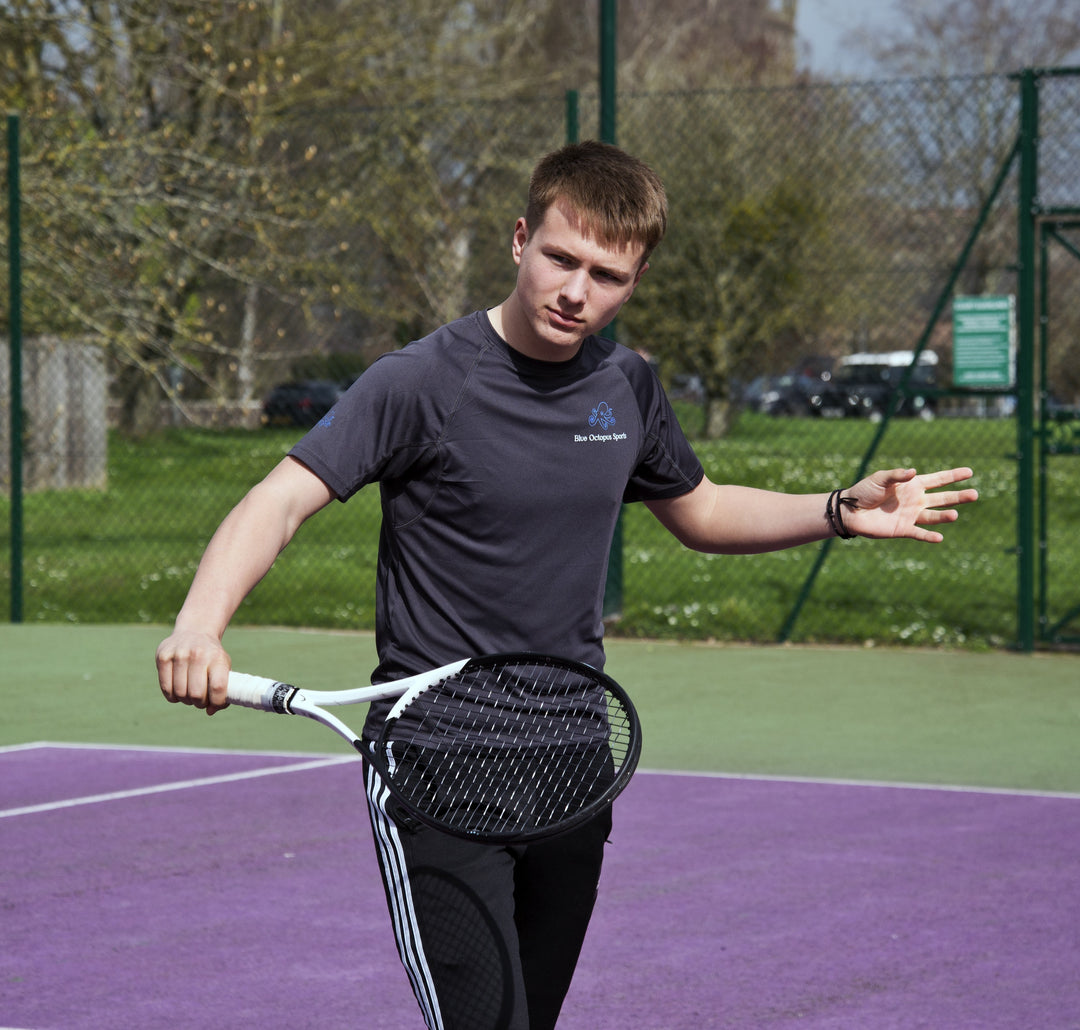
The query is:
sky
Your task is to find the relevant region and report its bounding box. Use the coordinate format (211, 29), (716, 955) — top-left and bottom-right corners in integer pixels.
(794, 0), (903, 76)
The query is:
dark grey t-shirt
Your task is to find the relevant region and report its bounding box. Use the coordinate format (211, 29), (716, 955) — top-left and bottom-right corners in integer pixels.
(290, 310), (704, 719)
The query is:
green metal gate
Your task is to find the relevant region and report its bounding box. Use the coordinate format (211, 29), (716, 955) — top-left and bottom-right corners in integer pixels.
(781, 66), (1080, 652)
(1036, 211), (1080, 645)
(1020, 68), (1080, 648)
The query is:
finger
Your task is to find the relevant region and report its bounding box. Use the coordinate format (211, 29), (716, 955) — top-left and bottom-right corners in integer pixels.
(167, 650), (213, 710)
(206, 657), (232, 716)
(918, 508), (960, 525)
(919, 467), (975, 490)
(922, 488), (978, 509)
(911, 528), (945, 544)
(155, 645), (179, 703)
(873, 467), (918, 487)
(159, 650), (192, 705)
(173, 660), (204, 709)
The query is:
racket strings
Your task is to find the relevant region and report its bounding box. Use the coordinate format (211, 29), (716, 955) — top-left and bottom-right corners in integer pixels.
(378, 658), (635, 839)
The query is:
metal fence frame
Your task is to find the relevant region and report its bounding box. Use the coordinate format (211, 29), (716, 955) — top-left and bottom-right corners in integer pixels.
(777, 66), (1080, 651)
(5, 70), (1080, 649)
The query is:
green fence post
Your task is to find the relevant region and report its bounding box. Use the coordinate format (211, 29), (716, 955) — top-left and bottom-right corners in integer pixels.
(598, 0), (623, 620)
(1015, 70), (1039, 652)
(599, 0), (616, 144)
(7, 112), (23, 623)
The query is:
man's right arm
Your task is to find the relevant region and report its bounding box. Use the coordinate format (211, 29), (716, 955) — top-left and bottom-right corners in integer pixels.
(155, 456), (336, 714)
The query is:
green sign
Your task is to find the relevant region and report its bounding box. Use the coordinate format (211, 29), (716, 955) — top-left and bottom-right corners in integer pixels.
(952, 295), (1015, 388)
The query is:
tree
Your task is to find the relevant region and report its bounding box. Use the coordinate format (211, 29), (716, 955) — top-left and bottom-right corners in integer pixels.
(847, 0), (1080, 76)
(519, 0), (799, 93)
(2, 0), (379, 431)
(1, 0), (808, 436)
(0, 1), (567, 432)
(620, 84), (868, 437)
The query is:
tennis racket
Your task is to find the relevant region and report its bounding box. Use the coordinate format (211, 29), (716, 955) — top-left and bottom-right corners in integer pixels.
(227, 653), (641, 845)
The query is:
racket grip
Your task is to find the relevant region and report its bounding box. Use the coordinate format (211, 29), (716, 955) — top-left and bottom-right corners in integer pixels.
(227, 672), (296, 713)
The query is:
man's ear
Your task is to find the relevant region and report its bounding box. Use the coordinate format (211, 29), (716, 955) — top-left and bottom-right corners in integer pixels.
(511, 217), (529, 264)
(632, 260), (650, 289)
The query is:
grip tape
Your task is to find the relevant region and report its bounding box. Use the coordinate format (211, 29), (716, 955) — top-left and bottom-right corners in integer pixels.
(227, 672), (296, 713)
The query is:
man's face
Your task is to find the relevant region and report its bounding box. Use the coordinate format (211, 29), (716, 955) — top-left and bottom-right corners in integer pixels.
(508, 199), (648, 361)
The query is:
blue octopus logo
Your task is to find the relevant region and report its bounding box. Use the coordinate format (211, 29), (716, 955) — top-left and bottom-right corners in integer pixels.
(589, 402), (616, 430)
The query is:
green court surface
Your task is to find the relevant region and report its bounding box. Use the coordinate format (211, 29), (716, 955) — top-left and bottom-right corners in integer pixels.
(4, 623), (1078, 794)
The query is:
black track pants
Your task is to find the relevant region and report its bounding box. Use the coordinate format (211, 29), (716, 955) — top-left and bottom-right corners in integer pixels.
(364, 760), (612, 1029)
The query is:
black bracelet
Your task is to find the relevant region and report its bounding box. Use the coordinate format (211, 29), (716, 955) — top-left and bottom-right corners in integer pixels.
(826, 488), (860, 539)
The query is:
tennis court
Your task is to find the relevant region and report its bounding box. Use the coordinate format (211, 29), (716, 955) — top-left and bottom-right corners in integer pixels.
(3, 625), (1079, 1029)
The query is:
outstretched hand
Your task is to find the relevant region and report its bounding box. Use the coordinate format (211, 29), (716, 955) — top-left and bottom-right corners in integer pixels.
(842, 467), (978, 543)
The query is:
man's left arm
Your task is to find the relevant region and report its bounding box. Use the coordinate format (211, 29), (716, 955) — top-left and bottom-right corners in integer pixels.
(645, 466), (978, 555)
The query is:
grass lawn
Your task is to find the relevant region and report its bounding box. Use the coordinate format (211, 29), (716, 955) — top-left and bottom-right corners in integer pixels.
(1, 409), (1072, 649)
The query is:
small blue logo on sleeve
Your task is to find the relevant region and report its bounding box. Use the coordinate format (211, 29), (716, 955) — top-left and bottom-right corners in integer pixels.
(317, 411), (336, 429)
(588, 402), (616, 430)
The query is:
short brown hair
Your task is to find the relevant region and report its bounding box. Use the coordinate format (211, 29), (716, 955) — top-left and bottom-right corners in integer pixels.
(525, 141), (668, 264)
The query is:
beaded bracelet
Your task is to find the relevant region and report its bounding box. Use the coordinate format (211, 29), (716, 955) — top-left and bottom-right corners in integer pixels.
(825, 488), (860, 539)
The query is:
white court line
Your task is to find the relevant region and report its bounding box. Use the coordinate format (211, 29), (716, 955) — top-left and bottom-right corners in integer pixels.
(637, 766), (1080, 801)
(2, 744), (1077, 819)
(0, 739), (341, 758)
(0, 751), (356, 820)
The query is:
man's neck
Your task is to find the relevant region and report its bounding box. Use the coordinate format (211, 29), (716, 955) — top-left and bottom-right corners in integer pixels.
(487, 300), (584, 364)
(487, 302), (509, 343)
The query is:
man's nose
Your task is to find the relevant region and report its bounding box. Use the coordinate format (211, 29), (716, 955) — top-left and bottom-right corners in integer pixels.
(559, 269), (589, 306)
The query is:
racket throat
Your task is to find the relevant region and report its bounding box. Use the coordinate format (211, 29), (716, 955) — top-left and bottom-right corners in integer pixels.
(270, 683), (300, 714)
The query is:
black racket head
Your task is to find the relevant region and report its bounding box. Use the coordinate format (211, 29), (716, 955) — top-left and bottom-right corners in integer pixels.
(365, 653), (641, 844)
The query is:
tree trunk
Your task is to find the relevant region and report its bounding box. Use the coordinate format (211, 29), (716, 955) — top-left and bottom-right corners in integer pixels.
(705, 396), (734, 439)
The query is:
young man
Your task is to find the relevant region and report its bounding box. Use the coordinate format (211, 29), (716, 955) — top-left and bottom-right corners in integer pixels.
(157, 140), (977, 1029)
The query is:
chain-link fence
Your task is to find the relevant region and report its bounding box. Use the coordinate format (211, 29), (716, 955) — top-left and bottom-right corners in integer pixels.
(3, 71), (1080, 648)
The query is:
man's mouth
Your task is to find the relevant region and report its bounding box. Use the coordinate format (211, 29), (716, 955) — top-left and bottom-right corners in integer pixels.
(548, 308), (582, 330)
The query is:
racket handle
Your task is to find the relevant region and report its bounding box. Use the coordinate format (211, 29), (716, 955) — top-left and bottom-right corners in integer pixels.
(227, 672), (297, 713)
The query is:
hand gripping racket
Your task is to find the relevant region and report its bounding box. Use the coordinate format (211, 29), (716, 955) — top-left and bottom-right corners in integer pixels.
(227, 653), (641, 844)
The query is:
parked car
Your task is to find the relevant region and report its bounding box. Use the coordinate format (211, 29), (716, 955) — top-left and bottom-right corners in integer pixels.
(833, 351), (938, 421)
(262, 379), (345, 427)
(669, 373), (706, 403)
(755, 371), (846, 418)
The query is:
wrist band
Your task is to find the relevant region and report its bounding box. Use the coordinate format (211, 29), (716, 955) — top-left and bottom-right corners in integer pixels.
(826, 488), (859, 539)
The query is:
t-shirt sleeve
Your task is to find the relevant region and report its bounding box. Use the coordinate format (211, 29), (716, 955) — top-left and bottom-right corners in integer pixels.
(621, 357), (705, 503)
(289, 347), (441, 502)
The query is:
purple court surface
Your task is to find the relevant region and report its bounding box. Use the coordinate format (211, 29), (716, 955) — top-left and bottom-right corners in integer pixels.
(2, 744), (1078, 1029)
